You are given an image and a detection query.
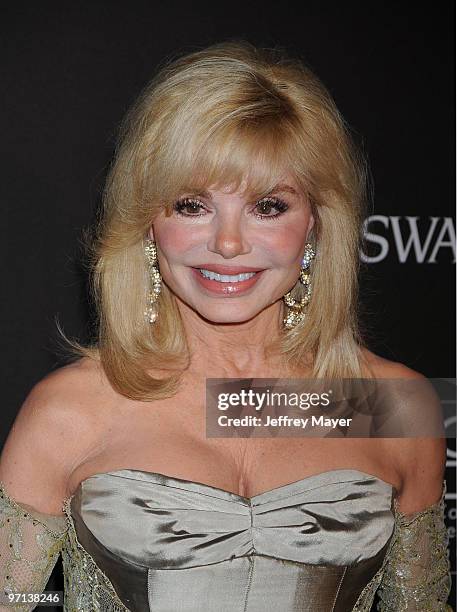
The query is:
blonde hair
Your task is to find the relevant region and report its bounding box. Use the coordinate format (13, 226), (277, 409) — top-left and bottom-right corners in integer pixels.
(59, 40), (375, 399)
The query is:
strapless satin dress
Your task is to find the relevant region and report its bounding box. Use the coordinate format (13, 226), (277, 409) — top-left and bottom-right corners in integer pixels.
(67, 468), (396, 611)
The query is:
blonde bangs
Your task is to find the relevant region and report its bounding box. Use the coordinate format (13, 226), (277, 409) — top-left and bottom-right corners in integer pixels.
(179, 120), (298, 201)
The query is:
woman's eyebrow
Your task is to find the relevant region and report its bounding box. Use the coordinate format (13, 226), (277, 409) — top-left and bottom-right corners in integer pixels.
(181, 188), (213, 199)
(180, 184), (299, 198)
(266, 184), (298, 195)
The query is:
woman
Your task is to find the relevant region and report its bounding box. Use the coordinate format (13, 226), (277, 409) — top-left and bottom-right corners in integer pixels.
(0, 40), (452, 611)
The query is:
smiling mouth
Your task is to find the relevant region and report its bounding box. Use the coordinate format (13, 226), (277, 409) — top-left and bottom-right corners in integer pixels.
(190, 266), (264, 295)
(198, 269), (257, 283)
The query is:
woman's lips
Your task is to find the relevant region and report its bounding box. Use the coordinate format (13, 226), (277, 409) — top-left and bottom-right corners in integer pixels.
(190, 266), (265, 295)
(193, 264), (264, 274)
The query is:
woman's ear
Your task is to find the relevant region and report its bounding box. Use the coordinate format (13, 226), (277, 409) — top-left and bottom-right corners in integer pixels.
(306, 214), (315, 240)
(148, 226), (155, 240)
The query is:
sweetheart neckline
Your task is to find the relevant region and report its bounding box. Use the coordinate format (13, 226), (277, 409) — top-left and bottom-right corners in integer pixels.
(73, 467), (398, 502)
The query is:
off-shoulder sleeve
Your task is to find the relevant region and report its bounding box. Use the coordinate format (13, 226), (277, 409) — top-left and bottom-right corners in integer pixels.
(0, 481), (68, 611)
(376, 479), (453, 611)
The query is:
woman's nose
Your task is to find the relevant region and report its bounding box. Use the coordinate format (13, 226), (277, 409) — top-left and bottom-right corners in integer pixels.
(206, 218), (252, 259)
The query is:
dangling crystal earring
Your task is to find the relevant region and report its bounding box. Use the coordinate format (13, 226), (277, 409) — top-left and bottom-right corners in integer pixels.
(283, 242), (316, 329)
(143, 238), (162, 324)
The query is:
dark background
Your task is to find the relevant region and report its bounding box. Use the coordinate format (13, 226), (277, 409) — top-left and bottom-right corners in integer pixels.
(1, 2), (455, 609)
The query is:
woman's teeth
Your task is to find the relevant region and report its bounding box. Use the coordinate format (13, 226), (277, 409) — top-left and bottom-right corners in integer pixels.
(199, 269), (257, 282)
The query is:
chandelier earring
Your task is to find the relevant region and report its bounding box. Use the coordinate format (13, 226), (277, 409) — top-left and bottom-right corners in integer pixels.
(143, 238), (162, 324)
(283, 242), (316, 329)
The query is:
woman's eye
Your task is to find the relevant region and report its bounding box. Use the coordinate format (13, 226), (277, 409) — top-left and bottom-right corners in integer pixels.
(254, 197), (289, 219)
(173, 198), (206, 217)
(172, 196), (289, 219)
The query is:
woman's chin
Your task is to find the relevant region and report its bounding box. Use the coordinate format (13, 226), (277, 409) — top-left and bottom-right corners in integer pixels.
(198, 311), (261, 325)
(191, 303), (275, 325)
(174, 293), (278, 325)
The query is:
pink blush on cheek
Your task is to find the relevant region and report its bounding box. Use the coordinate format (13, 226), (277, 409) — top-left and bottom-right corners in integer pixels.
(261, 235), (305, 267)
(153, 223), (200, 256)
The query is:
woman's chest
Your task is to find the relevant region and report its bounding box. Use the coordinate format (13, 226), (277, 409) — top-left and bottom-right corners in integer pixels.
(69, 391), (402, 497)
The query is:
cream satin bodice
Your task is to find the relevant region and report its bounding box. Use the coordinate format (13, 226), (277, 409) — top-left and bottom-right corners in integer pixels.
(0, 468), (452, 611)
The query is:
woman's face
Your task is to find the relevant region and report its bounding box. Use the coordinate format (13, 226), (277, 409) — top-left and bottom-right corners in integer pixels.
(149, 174), (315, 324)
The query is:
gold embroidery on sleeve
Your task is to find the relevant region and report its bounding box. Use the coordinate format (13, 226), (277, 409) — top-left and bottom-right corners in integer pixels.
(352, 479), (453, 611)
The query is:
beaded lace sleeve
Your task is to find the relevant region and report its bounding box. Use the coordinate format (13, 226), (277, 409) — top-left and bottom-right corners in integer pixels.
(376, 479), (453, 611)
(0, 481), (68, 611)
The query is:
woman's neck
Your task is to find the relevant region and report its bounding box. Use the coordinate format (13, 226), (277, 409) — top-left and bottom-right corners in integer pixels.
(176, 299), (287, 377)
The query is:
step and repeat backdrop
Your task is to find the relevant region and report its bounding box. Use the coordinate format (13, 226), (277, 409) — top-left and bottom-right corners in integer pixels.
(1, 3), (455, 609)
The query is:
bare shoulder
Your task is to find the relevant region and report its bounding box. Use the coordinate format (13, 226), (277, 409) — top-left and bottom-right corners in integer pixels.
(0, 357), (113, 515)
(360, 348), (447, 514)
(359, 347), (426, 380)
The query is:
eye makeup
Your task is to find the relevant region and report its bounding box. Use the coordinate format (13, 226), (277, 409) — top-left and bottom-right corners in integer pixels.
(173, 196), (290, 220)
